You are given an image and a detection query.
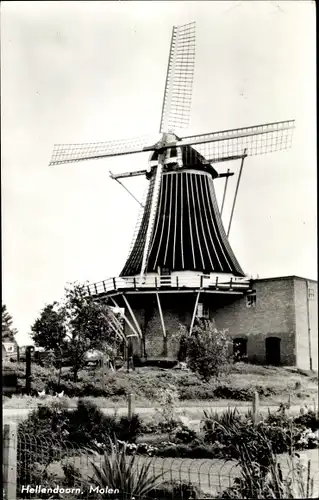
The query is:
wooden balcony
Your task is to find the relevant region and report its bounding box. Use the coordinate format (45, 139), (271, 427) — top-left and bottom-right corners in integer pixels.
(87, 274), (253, 298)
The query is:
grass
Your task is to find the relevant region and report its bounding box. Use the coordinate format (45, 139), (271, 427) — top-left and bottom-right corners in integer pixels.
(3, 361), (318, 412)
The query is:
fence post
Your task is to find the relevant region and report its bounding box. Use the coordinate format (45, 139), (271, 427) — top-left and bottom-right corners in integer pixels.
(3, 423), (17, 500)
(128, 393), (134, 419)
(252, 391), (259, 425)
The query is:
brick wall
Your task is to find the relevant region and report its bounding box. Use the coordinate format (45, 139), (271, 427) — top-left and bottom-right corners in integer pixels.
(294, 278), (318, 370)
(123, 293), (195, 357)
(213, 277), (296, 365)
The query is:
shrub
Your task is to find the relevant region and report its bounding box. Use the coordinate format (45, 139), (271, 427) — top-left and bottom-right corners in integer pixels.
(149, 480), (203, 499)
(154, 385), (179, 428)
(294, 410), (319, 431)
(201, 405), (316, 459)
(220, 449), (316, 499)
(178, 385), (216, 400)
(171, 424), (200, 444)
(185, 320), (231, 381)
(18, 399), (142, 451)
(154, 442), (223, 459)
(213, 385), (254, 401)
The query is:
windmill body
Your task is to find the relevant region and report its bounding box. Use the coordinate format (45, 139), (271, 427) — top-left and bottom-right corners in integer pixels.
(50, 22), (296, 361)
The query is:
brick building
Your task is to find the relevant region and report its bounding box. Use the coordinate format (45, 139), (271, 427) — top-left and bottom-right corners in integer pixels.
(213, 275), (318, 370)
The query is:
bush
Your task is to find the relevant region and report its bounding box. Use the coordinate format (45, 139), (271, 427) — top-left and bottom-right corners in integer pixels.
(133, 357), (179, 369)
(293, 410), (319, 431)
(212, 385), (254, 401)
(178, 385), (216, 400)
(154, 442), (223, 459)
(220, 447), (316, 499)
(185, 320), (231, 381)
(18, 398), (142, 451)
(201, 405), (317, 460)
(149, 480), (204, 499)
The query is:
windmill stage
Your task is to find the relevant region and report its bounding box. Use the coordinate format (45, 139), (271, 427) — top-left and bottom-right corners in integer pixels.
(50, 22), (317, 370)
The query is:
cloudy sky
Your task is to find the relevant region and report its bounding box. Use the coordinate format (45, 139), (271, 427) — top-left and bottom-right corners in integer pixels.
(2, 1), (316, 344)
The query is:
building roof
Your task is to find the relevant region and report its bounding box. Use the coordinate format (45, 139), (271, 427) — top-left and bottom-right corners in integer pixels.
(253, 275), (317, 284)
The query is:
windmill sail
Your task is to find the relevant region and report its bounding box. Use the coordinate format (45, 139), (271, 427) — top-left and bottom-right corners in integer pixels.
(160, 22), (196, 133)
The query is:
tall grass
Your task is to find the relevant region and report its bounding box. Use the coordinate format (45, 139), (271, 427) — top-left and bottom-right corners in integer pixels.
(88, 438), (165, 499)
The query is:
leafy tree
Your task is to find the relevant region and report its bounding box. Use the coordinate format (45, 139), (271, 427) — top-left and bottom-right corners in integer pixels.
(185, 319), (231, 382)
(31, 301), (67, 374)
(2, 304), (18, 341)
(63, 282), (119, 382)
(31, 283), (120, 382)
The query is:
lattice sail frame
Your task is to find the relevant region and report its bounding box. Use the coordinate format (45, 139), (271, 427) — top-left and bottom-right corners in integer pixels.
(177, 120), (295, 162)
(160, 22), (196, 134)
(49, 135), (153, 166)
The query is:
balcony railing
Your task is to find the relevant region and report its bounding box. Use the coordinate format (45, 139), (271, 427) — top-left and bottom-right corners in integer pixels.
(87, 274), (252, 297)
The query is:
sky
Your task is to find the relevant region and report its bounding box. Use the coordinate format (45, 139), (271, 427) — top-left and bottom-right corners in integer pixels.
(1, 1), (316, 345)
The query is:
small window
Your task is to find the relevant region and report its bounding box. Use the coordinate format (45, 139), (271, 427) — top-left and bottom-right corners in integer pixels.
(6, 345), (14, 353)
(246, 294), (256, 308)
(308, 288), (315, 300)
(197, 303), (209, 319)
(160, 267), (171, 276)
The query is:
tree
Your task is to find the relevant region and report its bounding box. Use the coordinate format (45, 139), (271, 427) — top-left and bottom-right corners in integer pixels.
(31, 302), (67, 368)
(2, 304), (18, 342)
(63, 282), (119, 382)
(185, 319), (231, 382)
(30, 282), (120, 382)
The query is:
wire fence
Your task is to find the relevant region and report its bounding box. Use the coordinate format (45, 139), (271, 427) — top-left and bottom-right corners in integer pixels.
(3, 423), (319, 500)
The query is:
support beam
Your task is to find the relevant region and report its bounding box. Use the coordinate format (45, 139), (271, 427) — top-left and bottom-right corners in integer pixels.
(110, 297), (139, 338)
(220, 168), (230, 217)
(227, 149), (247, 237)
(156, 292), (167, 339)
(122, 295), (143, 339)
(111, 176), (144, 208)
(189, 291), (201, 336)
(102, 309), (125, 342)
(110, 169), (147, 180)
(108, 318), (125, 342)
(218, 171), (234, 178)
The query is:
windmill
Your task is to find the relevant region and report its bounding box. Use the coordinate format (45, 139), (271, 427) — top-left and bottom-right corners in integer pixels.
(50, 22), (295, 358)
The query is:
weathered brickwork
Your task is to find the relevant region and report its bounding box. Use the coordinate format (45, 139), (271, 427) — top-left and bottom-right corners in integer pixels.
(213, 277), (296, 365)
(123, 294), (194, 357)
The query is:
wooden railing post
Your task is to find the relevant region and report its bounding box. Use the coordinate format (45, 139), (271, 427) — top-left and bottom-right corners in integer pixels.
(3, 423), (17, 500)
(252, 391), (259, 425)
